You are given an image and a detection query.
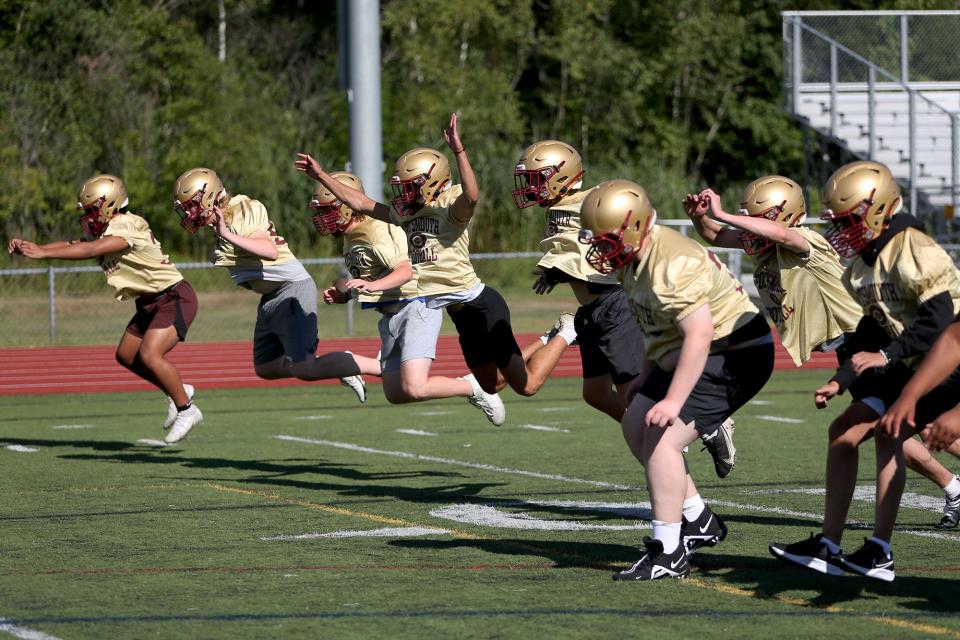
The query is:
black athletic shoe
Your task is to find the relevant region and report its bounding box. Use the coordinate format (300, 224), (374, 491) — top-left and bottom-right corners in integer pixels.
(613, 537), (690, 581)
(840, 538), (895, 582)
(682, 506), (728, 554)
(769, 533), (844, 576)
(701, 418), (735, 478)
(936, 490), (960, 530)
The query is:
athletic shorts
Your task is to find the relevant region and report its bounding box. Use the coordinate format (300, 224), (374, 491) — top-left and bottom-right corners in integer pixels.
(447, 286), (522, 370)
(638, 341), (775, 437)
(126, 280), (198, 341)
(574, 287), (644, 385)
(378, 299), (443, 373)
(253, 277), (319, 366)
(856, 363), (960, 428)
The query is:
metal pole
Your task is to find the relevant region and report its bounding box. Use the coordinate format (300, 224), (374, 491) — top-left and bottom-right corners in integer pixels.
(346, 0), (384, 202)
(336, 0), (347, 90)
(829, 44), (838, 137)
(867, 66), (876, 160)
(48, 266), (56, 344)
(346, 299), (355, 336)
(791, 17), (802, 114)
(900, 14), (909, 84)
(953, 114), (958, 229)
(909, 89), (918, 216)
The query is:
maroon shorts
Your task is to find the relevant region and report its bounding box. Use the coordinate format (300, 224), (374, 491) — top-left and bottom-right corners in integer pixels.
(125, 280), (198, 341)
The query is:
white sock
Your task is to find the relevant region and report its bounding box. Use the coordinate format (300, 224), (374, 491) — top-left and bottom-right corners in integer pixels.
(944, 475), (960, 500)
(869, 536), (892, 555)
(652, 520), (682, 554)
(682, 494), (705, 522)
(820, 535), (841, 555)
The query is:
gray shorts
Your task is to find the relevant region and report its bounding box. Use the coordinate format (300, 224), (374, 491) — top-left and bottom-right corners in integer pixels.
(378, 299), (442, 373)
(253, 277), (319, 365)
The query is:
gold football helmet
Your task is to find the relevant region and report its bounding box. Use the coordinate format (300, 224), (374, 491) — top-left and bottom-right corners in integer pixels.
(77, 174), (128, 238)
(173, 167), (227, 233)
(820, 160), (902, 258)
(310, 172), (365, 235)
(390, 148), (451, 216)
(578, 179), (656, 273)
(512, 140), (584, 209)
(737, 175), (806, 255)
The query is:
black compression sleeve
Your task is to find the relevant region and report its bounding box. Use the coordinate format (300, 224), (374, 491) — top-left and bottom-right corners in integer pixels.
(883, 291), (955, 363)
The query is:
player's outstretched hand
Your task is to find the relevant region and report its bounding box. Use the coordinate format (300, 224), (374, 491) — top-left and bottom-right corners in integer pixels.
(814, 380), (840, 409)
(851, 351), (886, 375)
(8, 238), (23, 255)
(699, 188), (723, 218)
(9, 239), (45, 258)
(926, 407), (960, 451)
(295, 153), (323, 180)
(532, 273), (555, 295)
(443, 113), (464, 153)
(879, 397), (916, 438)
(682, 194), (707, 218)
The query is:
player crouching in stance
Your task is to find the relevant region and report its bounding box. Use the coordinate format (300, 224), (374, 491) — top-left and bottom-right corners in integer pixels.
(580, 180), (774, 580)
(296, 113), (574, 404)
(8, 175), (201, 444)
(308, 172), (505, 424)
(173, 168), (378, 399)
(770, 161), (960, 582)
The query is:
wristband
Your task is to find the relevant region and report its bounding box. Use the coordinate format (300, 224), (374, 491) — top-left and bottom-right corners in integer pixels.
(452, 147), (465, 155)
(879, 349), (891, 366)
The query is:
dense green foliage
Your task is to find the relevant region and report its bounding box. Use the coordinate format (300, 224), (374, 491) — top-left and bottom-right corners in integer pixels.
(0, 0), (953, 260)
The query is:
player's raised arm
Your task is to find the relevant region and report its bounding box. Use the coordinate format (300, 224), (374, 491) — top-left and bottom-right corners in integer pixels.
(701, 182), (810, 254)
(682, 192), (740, 248)
(8, 236), (127, 260)
(444, 113), (478, 223)
(295, 153), (392, 223)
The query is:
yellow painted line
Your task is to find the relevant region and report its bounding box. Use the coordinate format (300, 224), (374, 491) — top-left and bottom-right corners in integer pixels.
(686, 577), (960, 638)
(204, 483), (488, 541)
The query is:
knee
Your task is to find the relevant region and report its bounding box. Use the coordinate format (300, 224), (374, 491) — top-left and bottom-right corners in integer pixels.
(137, 347), (164, 369)
(115, 350), (134, 369)
(827, 418), (859, 447)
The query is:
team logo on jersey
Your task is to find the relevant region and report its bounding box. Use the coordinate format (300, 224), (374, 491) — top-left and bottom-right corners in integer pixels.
(98, 257), (120, 276)
(546, 210), (572, 237)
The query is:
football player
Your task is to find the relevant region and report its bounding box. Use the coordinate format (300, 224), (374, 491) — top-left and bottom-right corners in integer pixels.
(295, 113), (575, 401)
(580, 179), (775, 581)
(515, 140), (736, 478)
(8, 175), (201, 444)
(770, 161), (960, 581)
(173, 168), (379, 399)
(309, 171), (505, 424)
(692, 177), (960, 528)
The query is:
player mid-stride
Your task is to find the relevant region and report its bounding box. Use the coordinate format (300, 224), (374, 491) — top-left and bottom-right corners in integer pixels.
(580, 180), (774, 581)
(307, 171), (504, 424)
(8, 175), (201, 444)
(296, 113), (575, 403)
(173, 168), (379, 399)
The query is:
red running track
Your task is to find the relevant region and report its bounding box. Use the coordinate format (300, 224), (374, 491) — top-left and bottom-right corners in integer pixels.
(0, 333), (836, 396)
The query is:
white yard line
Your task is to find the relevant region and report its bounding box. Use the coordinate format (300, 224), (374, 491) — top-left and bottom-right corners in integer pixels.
(395, 429), (438, 437)
(536, 407), (572, 413)
(294, 415), (331, 421)
(746, 486), (945, 513)
(755, 415), (804, 424)
(417, 411), (452, 416)
(136, 439), (169, 447)
(749, 400), (773, 406)
(2, 445), (38, 453)
(519, 424), (570, 433)
(262, 526), (448, 541)
(0, 619), (62, 640)
(49, 424), (94, 430)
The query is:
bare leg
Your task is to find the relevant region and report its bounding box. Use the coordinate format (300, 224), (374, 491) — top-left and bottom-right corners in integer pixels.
(494, 339), (545, 391)
(131, 327), (188, 406)
(381, 358), (472, 404)
(874, 424), (915, 542)
(822, 402), (880, 543)
(486, 335), (569, 396)
(903, 436), (956, 489)
(641, 414), (700, 524)
(582, 374), (625, 422)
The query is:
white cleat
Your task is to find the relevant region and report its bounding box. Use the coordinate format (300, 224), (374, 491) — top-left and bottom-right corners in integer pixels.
(164, 405), (203, 444)
(341, 376), (367, 403)
(461, 373), (506, 426)
(164, 384), (195, 430)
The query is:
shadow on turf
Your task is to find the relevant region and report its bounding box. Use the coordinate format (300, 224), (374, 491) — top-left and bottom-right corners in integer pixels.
(691, 551), (960, 613)
(390, 538), (631, 572)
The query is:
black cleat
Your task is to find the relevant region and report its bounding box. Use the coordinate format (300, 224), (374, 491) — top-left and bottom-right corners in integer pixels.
(613, 537), (690, 581)
(682, 506), (728, 554)
(840, 538), (895, 582)
(701, 418), (736, 478)
(769, 533), (844, 576)
(935, 487), (960, 530)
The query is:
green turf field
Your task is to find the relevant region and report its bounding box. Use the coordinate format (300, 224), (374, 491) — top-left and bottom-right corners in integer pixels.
(2, 371), (959, 639)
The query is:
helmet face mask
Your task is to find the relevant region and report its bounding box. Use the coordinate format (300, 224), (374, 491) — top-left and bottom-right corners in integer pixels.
(578, 179), (655, 274)
(76, 174), (128, 238)
(821, 193), (876, 259)
(173, 168), (225, 234)
(310, 199), (348, 236)
(579, 214), (641, 274)
(512, 140), (584, 209)
(390, 168), (433, 217)
(737, 203), (784, 256)
(391, 148), (451, 217)
(819, 161), (900, 259)
(174, 183), (211, 234)
(513, 164), (562, 208)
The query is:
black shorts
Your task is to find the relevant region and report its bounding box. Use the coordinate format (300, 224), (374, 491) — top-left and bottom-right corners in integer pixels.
(859, 363), (960, 428)
(126, 280), (198, 342)
(574, 287), (644, 385)
(637, 341), (775, 437)
(448, 286), (522, 370)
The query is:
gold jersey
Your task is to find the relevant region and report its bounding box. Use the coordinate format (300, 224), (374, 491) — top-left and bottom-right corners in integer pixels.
(753, 227), (862, 366)
(537, 190), (619, 285)
(343, 217), (418, 304)
(390, 184), (481, 297)
(100, 213), (183, 301)
(843, 226), (960, 367)
(622, 225), (760, 367)
(213, 194), (299, 268)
